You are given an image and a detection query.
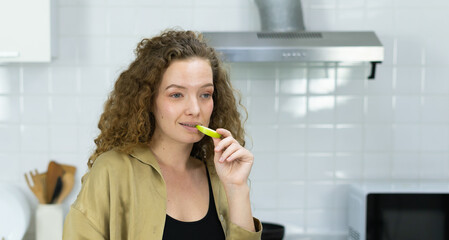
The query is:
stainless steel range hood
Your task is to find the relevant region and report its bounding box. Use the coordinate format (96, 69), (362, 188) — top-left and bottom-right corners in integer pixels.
(202, 0), (384, 79)
(203, 31), (383, 62)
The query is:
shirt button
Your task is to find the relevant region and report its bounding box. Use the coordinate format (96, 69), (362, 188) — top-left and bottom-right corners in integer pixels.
(219, 214), (224, 221)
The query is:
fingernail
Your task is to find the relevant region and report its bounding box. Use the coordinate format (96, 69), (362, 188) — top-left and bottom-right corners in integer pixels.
(219, 157), (224, 162)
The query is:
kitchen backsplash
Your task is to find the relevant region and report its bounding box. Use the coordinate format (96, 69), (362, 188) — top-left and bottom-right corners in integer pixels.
(1, 0), (449, 238)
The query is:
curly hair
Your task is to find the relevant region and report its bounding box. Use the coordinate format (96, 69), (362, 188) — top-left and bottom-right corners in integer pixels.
(88, 29), (247, 168)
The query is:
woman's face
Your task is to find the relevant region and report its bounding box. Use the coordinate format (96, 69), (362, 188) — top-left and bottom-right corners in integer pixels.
(152, 57), (214, 145)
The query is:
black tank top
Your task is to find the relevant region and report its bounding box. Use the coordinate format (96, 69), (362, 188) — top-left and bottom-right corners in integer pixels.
(162, 166), (226, 240)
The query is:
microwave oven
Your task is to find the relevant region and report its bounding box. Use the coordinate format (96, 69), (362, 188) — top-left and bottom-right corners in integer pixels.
(348, 183), (449, 240)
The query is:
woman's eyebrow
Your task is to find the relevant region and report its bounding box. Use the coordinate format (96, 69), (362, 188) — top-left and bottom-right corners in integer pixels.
(165, 84), (186, 90)
(165, 83), (214, 90)
(201, 83), (214, 88)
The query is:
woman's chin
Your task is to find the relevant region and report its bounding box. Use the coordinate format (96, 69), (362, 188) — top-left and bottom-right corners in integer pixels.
(192, 135), (205, 143)
(177, 134), (204, 144)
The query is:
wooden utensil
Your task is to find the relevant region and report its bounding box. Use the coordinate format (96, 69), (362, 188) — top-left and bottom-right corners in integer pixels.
(60, 164), (76, 175)
(50, 176), (63, 203)
(55, 163), (77, 204)
(45, 161), (64, 204)
(55, 172), (75, 204)
(24, 169), (47, 204)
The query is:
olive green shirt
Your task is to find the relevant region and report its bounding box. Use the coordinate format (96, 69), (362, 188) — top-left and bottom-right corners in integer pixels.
(63, 146), (262, 239)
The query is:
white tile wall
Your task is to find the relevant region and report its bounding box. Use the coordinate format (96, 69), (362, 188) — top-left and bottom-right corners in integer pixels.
(1, 0), (449, 238)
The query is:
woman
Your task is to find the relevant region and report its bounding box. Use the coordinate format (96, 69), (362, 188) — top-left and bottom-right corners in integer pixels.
(63, 30), (262, 239)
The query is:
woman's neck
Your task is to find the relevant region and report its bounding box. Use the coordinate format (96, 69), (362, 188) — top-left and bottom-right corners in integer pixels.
(148, 138), (194, 171)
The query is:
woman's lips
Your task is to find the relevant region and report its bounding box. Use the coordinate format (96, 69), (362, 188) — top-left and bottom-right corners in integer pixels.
(180, 122), (197, 127)
(179, 122), (201, 132)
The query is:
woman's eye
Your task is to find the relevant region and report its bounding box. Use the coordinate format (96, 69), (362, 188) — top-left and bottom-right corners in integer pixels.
(170, 93), (182, 98)
(201, 93), (212, 99)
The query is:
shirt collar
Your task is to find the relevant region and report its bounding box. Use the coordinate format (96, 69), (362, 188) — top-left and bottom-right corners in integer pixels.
(129, 145), (217, 175)
(129, 145), (161, 172)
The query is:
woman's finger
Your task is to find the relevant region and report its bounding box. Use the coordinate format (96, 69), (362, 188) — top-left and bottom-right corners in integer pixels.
(218, 142), (241, 162)
(225, 148), (249, 162)
(212, 128), (232, 148)
(216, 128), (232, 138)
(214, 135), (237, 152)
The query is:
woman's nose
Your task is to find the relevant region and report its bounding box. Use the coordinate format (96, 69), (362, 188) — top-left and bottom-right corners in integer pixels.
(185, 96), (200, 116)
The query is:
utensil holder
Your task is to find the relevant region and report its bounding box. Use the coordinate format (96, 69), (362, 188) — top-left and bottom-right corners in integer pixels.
(36, 204), (63, 240)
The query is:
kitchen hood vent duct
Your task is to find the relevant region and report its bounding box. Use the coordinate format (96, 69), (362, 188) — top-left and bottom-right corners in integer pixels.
(255, 0), (305, 32)
(202, 0), (384, 79)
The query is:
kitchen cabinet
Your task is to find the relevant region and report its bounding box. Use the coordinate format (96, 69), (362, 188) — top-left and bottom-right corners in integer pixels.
(0, 0), (56, 63)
